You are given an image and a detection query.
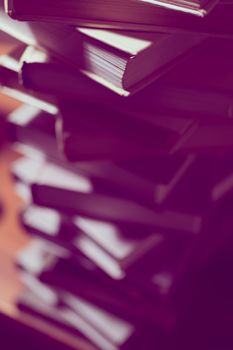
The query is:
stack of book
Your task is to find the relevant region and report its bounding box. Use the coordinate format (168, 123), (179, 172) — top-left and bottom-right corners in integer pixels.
(1, 0), (233, 348)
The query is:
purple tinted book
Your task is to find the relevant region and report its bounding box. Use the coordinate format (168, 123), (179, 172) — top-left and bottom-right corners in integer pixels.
(17, 285), (159, 350)
(16, 240), (176, 327)
(6, 0), (219, 18)
(29, 154), (233, 256)
(57, 102), (196, 161)
(6, 0), (231, 32)
(39, 258), (176, 328)
(21, 38), (233, 120)
(72, 216), (192, 287)
(20, 203), (191, 297)
(0, 6), (206, 95)
(10, 143), (191, 208)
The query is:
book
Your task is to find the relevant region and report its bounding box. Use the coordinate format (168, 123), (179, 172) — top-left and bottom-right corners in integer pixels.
(57, 102), (197, 161)
(17, 284), (157, 350)
(72, 216), (192, 284)
(7, 104), (193, 164)
(9, 106), (233, 215)
(13, 143), (233, 242)
(0, 7), (206, 94)
(26, 158), (203, 234)
(20, 40), (233, 119)
(12, 141), (194, 208)
(5, 0), (232, 35)
(20, 204), (189, 291)
(30, 153), (233, 236)
(17, 168), (233, 296)
(7, 109), (192, 207)
(60, 99), (233, 158)
(6, 0), (219, 18)
(17, 241), (175, 327)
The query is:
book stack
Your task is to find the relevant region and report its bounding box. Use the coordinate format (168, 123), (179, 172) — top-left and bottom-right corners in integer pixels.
(1, 0), (233, 348)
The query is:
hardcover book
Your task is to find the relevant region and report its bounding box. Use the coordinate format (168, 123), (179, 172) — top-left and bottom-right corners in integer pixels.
(58, 102), (197, 161)
(20, 39), (233, 118)
(5, 0), (232, 35)
(0, 7), (206, 94)
(6, 0), (219, 18)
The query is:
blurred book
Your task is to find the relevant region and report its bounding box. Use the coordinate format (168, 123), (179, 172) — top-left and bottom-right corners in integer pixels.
(9, 134), (194, 209)
(6, 0), (219, 18)
(16, 239), (176, 326)
(59, 99), (233, 160)
(57, 101), (197, 161)
(19, 205), (190, 293)
(5, 0), (233, 36)
(16, 150), (233, 242)
(12, 148), (233, 270)
(17, 283), (157, 350)
(6, 110), (192, 206)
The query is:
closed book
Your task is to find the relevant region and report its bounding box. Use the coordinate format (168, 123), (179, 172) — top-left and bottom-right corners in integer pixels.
(89, 155), (195, 205)
(72, 216), (194, 291)
(8, 107), (194, 206)
(17, 240), (175, 328)
(18, 283), (157, 350)
(7, 87), (195, 167)
(20, 207), (126, 286)
(32, 155), (233, 236)
(57, 117), (166, 162)
(55, 268), (176, 330)
(61, 293), (158, 350)
(20, 204), (190, 295)
(11, 137), (194, 207)
(6, 0), (219, 18)
(13, 143), (233, 249)
(28, 159), (203, 235)
(0, 7), (205, 94)
(21, 39), (233, 120)
(5, 0), (232, 36)
(58, 102), (197, 161)
(31, 179), (189, 232)
(59, 106), (233, 157)
(17, 199), (233, 299)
